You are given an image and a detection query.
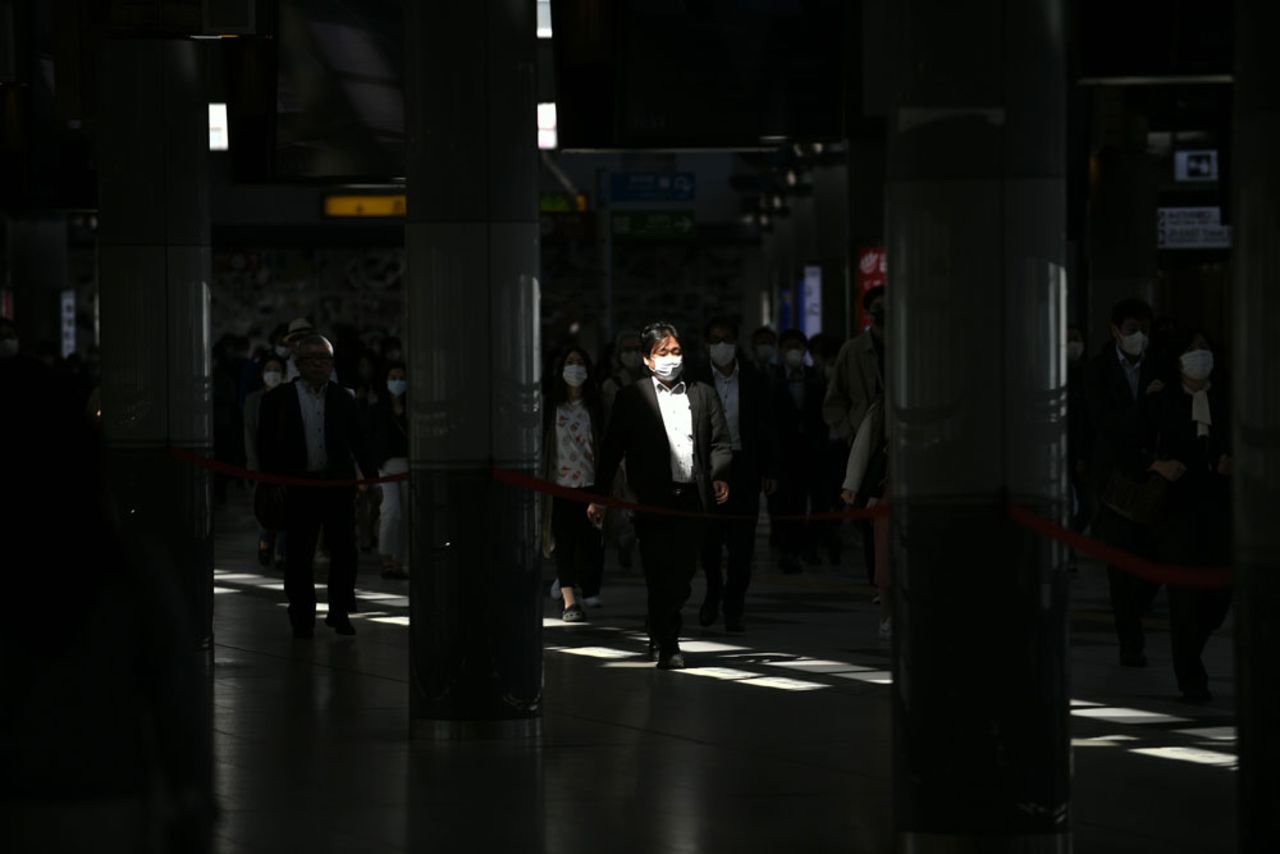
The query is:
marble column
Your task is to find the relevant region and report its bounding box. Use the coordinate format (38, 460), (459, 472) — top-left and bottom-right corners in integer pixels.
(404, 0), (543, 732)
(97, 38), (213, 648)
(884, 1), (1071, 850)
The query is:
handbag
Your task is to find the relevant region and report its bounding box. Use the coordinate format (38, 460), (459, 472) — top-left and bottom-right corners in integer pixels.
(254, 483), (287, 531)
(1099, 469), (1168, 525)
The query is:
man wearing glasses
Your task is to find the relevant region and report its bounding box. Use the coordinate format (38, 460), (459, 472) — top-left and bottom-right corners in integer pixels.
(259, 334), (372, 638)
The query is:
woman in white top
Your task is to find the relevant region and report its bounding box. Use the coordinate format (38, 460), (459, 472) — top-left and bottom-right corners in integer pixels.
(541, 347), (605, 622)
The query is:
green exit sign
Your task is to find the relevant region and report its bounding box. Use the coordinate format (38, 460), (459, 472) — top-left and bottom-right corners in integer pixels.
(612, 210), (696, 241)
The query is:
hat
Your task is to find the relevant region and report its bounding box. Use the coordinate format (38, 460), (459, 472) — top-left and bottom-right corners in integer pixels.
(282, 317), (315, 344)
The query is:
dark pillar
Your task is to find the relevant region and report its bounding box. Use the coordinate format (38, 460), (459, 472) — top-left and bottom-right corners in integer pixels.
(404, 0), (542, 734)
(97, 39), (213, 648)
(1086, 91), (1157, 348)
(1232, 3), (1280, 848)
(885, 2), (1070, 851)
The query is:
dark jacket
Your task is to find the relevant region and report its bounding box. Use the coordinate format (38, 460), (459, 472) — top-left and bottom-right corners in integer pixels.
(595, 377), (733, 512)
(691, 361), (777, 487)
(1085, 345), (1163, 494)
(1141, 381), (1231, 565)
(372, 395), (409, 468)
(774, 364), (830, 468)
(258, 379), (372, 480)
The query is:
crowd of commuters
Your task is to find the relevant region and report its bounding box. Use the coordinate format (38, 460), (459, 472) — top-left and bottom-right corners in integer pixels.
(1, 285), (1227, 688)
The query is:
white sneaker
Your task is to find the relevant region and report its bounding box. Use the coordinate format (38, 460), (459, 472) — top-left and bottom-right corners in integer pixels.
(583, 595), (602, 608)
(548, 578), (561, 598)
(878, 618), (892, 641)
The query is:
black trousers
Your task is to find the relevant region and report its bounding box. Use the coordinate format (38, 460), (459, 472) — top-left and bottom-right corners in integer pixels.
(775, 456), (827, 559)
(1168, 585), (1232, 695)
(551, 491), (604, 598)
(700, 456), (760, 620)
(285, 484), (358, 628)
(1094, 505), (1161, 659)
(635, 487), (704, 654)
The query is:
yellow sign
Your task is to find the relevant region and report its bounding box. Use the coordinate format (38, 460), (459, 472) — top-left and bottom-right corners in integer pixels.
(323, 195), (407, 217)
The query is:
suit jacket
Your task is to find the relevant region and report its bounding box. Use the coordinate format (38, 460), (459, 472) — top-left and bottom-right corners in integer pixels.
(774, 364), (831, 469)
(258, 379), (372, 481)
(823, 332), (882, 439)
(691, 361), (777, 486)
(595, 377), (733, 512)
(1085, 345), (1161, 493)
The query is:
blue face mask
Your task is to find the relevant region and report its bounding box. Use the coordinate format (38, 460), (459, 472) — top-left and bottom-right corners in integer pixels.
(387, 379), (407, 397)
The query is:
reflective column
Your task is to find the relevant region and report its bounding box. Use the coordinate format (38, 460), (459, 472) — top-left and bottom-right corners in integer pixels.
(404, 0), (542, 733)
(1232, 2), (1280, 848)
(97, 39), (213, 648)
(884, 1), (1070, 851)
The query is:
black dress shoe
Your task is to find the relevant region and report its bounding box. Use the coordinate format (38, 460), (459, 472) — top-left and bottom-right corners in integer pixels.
(1180, 686), (1213, 703)
(724, 615), (744, 633)
(657, 652), (686, 670)
(325, 614), (356, 636)
(698, 599), (719, 628)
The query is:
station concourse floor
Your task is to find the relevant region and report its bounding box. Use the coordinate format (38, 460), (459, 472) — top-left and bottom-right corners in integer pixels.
(209, 493), (1236, 853)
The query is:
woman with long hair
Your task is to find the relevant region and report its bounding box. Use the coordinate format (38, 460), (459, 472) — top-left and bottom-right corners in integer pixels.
(542, 346), (606, 621)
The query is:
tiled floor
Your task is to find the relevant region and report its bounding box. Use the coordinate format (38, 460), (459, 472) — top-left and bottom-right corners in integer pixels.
(209, 494), (1236, 853)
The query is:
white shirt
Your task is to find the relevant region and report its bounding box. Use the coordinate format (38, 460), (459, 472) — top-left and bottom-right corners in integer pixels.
(296, 381), (328, 472)
(652, 376), (696, 484)
(1115, 345), (1143, 400)
(712, 363), (742, 451)
(554, 400), (596, 487)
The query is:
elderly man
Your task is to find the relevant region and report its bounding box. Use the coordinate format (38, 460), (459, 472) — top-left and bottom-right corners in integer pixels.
(258, 334), (372, 638)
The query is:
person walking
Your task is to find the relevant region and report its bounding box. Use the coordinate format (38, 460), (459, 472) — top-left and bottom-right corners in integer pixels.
(1142, 329), (1233, 701)
(588, 322), (732, 669)
(772, 329), (830, 574)
(695, 317), (776, 632)
(258, 334), (373, 638)
(542, 347), (606, 621)
(244, 354), (289, 569)
(373, 361), (410, 579)
(1086, 297), (1167, 667)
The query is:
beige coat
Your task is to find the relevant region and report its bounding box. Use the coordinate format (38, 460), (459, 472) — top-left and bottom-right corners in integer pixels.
(823, 332), (882, 439)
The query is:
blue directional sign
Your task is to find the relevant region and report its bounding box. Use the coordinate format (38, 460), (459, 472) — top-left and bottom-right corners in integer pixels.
(610, 172), (696, 203)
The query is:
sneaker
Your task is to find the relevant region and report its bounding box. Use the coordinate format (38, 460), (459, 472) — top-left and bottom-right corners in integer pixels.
(325, 613), (356, 636)
(548, 578), (561, 598)
(562, 603), (586, 622)
(878, 618), (892, 641)
(583, 595), (603, 608)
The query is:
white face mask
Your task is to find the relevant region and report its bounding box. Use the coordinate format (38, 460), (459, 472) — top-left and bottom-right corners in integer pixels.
(754, 344), (776, 363)
(0, 338), (17, 358)
(1117, 329), (1148, 357)
(562, 364), (588, 387)
(650, 354), (683, 382)
(784, 348), (805, 369)
(709, 342), (737, 368)
(1180, 349), (1214, 381)
(263, 370), (284, 389)
(274, 345), (291, 359)
(386, 378), (408, 397)
(1067, 341), (1085, 362)
(619, 350), (642, 370)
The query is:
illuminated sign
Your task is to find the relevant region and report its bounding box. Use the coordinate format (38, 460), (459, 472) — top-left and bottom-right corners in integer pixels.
(323, 195), (407, 217)
(1157, 206), (1231, 249)
(208, 103), (229, 151)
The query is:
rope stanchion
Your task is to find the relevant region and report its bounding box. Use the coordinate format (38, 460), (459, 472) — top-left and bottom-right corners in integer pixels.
(1006, 504), (1232, 589)
(166, 447), (1231, 587)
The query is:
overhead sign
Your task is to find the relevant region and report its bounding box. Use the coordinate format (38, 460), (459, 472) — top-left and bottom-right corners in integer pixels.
(610, 172), (696, 203)
(1157, 206), (1231, 250)
(323, 195), (406, 217)
(1174, 149), (1218, 183)
(611, 210), (696, 240)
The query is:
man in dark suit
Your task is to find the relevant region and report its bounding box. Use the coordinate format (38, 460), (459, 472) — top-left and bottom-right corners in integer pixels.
(1085, 297), (1165, 666)
(588, 322), (733, 669)
(259, 334), (372, 638)
(773, 329), (837, 574)
(694, 317), (777, 632)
